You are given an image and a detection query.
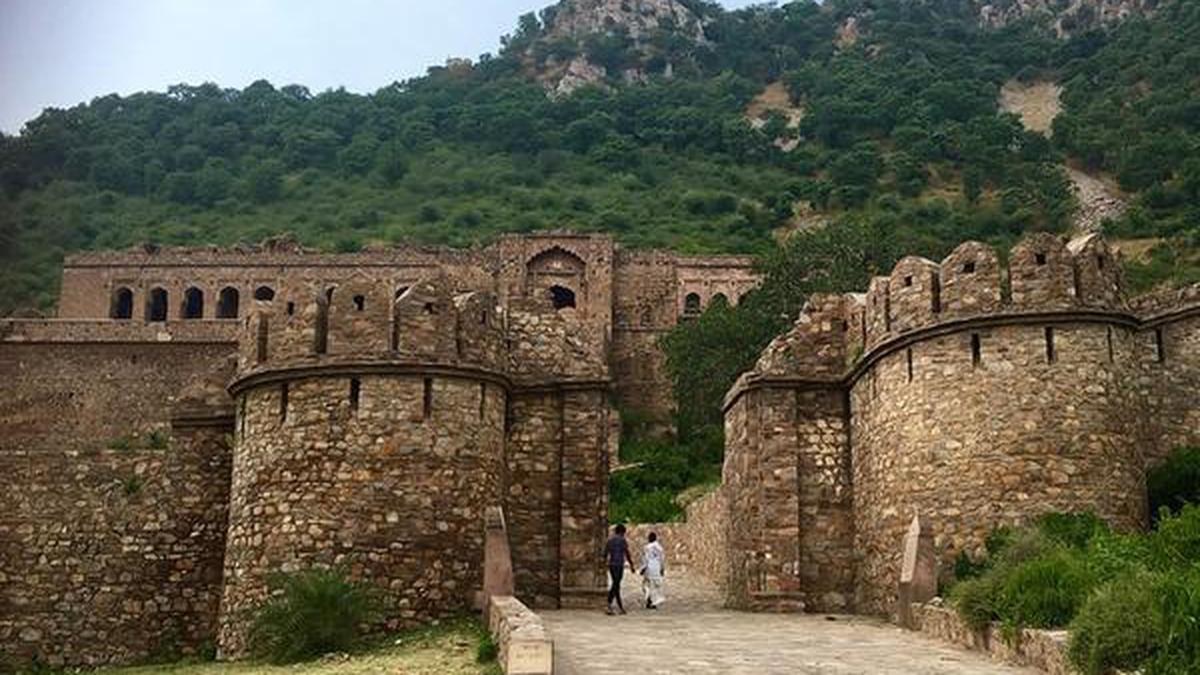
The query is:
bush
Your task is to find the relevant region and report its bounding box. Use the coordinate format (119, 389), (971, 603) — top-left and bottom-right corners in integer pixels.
(996, 547), (1096, 630)
(1147, 565), (1200, 675)
(249, 568), (378, 664)
(1035, 512), (1110, 550)
(1069, 571), (1165, 675)
(951, 574), (1003, 630)
(1148, 447), (1200, 521)
(1147, 503), (1200, 570)
(476, 633), (499, 663)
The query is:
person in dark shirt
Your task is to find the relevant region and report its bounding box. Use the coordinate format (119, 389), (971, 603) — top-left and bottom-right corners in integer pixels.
(604, 523), (635, 615)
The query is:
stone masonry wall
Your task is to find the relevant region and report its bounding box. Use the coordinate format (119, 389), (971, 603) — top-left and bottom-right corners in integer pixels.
(850, 321), (1148, 614)
(219, 374), (505, 656)
(624, 488), (727, 590)
(0, 396), (231, 668)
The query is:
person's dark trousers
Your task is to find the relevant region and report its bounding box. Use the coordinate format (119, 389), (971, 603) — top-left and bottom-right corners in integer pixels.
(607, 564), (625, 610)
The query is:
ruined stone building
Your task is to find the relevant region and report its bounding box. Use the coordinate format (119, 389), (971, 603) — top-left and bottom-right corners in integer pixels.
(716, 232), (1200, 616)
(0, 232), (755, 666)
(4, 229), (1197, 668)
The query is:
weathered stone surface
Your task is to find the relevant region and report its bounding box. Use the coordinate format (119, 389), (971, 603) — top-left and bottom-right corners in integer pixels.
(487, 595), (553, 675)
(897, 514), (938, 628)
(719, 232), (1200, 617)
(914, 604), (1072, 675)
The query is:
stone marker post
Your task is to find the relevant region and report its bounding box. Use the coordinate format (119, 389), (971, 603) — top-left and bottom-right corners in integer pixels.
(481, 506), (516, 621)
(897, 513), (937, 629)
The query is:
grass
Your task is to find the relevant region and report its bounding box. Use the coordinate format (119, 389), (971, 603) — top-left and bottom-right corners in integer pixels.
(93, 618), (502, 675)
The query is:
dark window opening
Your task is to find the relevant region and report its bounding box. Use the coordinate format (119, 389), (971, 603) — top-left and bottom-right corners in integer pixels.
(962, 261), (976, 274)
(841, 320), (849, 332)
(424, 302), (438, 315)
(480, 310), (488, 326)
(931, 273), (942, 313)
(683, 293), (701, 316)
(1107, 327), (1115, 363)
(353, 295), (365, 312)
(325, 287), (335, 303)
(904, 275), (913, 287)
(254, 286), (275, 302)
(1035, 252), (1047, 266)
(712, 293), (728, 306)
(349, 378), (361, 411)
(217, 287), (239, 318)
(279, 383), (289, 423)
(239, 395), (247, 438)
(110, 287), (134, 320)
(314, 299), (329, 354)
(256, 316), (269, 363)
(906, 348), (914, 383)
(1097, 255), (1106, 270)
(423, 377), (433, 420)
(1155, 328), (1166, 363)
(146, 288), (169, 322)
(549, 285), (577, 310)
(971, 333), (982, 368)
(883, 292), (892, 332)
(182, 287), (204, 319)
(286, 301), (296, 316)
(1045, 327), (1057, 364)
(479, 383), (486, 419)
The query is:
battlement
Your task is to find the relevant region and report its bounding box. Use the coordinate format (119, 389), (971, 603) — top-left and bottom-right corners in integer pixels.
(726, 233), (1199, 408)
(233, 274), (509, 384)
(860, 233), (1126, 351)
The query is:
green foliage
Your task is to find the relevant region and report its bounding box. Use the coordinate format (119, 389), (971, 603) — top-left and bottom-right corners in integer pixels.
(609, 427), (722, 524)
(951, 506), (1200, 674)
(122, 475), (144, 496)
(248, 568), (378, 664)
(475, 632), (499, 664)
(1148, 447), (1200, 521)
(108, 436), (135, 451)
(996, 547), (1096, 630)
(1069, 571), (1165, 675)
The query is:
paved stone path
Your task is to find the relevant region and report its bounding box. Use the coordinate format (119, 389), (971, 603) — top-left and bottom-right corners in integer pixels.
(542, 568), (1036, 675)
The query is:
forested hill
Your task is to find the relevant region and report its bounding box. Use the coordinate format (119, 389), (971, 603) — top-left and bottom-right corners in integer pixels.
(1, 0), (1197, 314)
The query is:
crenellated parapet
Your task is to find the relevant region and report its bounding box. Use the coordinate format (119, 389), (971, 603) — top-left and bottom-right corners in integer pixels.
(761, 233), (1136, 372)
(232, 274), (509, 388)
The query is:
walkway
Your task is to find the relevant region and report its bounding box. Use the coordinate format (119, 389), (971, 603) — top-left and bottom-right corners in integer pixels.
(542, 568), (1036, 675)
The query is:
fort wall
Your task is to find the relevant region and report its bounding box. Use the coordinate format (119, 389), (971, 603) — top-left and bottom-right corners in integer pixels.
(0, 342), (234, 667)
(722, 233), (1200, 617)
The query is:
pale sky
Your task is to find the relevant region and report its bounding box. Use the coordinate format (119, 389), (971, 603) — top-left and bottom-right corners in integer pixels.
(0, 0), (760, 134)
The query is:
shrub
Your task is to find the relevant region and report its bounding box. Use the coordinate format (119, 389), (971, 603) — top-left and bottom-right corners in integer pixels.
(951, 574), (1003, 630)
(1035, 512), (1109, 550)
(476, 633), (499, 663)
(249, 568), (378, 664)
(1148, 447), (1200, 520)
(996, 547), (1096, 629)
(1147, 503), (1200, 570)
(1069, 571), (1165, 675)
(1147, 565), (1200, 675)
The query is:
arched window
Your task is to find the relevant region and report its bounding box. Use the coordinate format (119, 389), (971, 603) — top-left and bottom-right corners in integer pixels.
(711, 293), (729, 307)
(110, 287), (134, 320)
(684, 292), (702, 316)
(549, 285), (576, 310)
(314, 295), (329, 354)
(146, 288), (169, 322)
(182, 287), (204, 319)
(254, 286), (275, 302)
(217, 287), (239, 318)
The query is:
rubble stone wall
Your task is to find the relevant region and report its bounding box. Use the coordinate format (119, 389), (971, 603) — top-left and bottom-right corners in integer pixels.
(722, 233), (1200, 618)
(850, 320), (1148, 614)
(0, 338), (233, 667)
(219, 373), (506, 657)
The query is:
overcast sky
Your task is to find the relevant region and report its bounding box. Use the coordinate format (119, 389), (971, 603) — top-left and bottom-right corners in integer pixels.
(0, 0), (760, 134)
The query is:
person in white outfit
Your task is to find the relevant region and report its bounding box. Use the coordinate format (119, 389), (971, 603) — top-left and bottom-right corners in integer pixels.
(640, 531), (666, 609)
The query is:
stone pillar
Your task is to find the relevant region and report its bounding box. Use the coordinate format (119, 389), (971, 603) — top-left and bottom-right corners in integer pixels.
(897, 514), (938, 628)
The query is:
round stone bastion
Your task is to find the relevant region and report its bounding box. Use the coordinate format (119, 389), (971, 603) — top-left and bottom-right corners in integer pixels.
(216, 277), (508, 656)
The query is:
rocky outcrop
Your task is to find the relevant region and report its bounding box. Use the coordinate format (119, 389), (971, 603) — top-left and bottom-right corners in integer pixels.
(975, 0), (1155, 37)
(529, 0), (708, 95)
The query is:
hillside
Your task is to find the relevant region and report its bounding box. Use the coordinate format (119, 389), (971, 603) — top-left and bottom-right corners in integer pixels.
(0, 0), (1197, 315)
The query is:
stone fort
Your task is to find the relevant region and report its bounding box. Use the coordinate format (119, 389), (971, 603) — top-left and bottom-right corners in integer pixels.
(0, 232), (755, 666)
(1, 230), (1198, 668)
